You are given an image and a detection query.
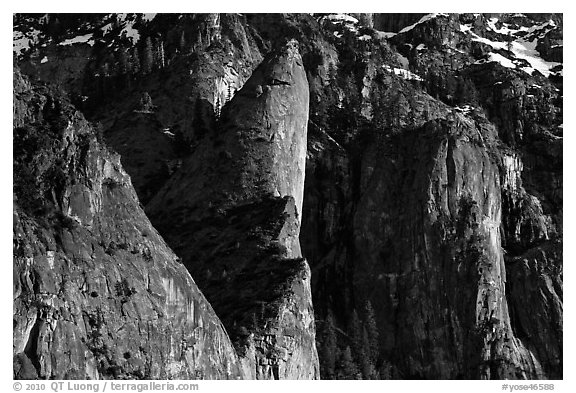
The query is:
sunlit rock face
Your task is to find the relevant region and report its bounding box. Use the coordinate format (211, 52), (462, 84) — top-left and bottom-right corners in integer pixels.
(13, 69), (245, 380)
(14, 13), (561, 380)
(146, 40), (318, 379)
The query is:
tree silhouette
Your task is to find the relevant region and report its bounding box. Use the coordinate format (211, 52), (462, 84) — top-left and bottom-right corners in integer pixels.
(214, 96), (222, 120)
(131, 47), (140, 74)
(226, 83), (233, 103)
(320, 309), (338, 379)
(506, 32), (514, 51)
(139, 92), (154, 112)
(191, 97), (209, 140)
(142, 37), (154, 74)
(179, 31), (187, 53)
(117, 47), (129, 75)
(155, 37), (165, 68)
(364, 300), (379, 363)
(349, 309), (363, 363)
(360, 326), (378, 379)
(336, 346), (360, 379)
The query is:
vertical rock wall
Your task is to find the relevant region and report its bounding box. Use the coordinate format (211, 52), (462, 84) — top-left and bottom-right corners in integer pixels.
(352, 115), (543, 378)
(147, 40), (318, 379)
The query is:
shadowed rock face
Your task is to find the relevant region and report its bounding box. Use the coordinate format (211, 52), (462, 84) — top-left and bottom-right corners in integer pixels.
(352, 115), (545, 378)
(13, 70), (244, 380)
(147, 40), (318, 379)
(372, 13), (428, 32)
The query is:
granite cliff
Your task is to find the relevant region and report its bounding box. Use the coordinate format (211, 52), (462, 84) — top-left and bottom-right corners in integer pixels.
(14, 13), (562, 380)
(13, 69), (244, 379)
(146, 40), (319, 379)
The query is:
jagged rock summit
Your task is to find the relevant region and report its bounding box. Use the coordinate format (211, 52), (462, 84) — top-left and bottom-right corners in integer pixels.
(148, 39), (309, 221)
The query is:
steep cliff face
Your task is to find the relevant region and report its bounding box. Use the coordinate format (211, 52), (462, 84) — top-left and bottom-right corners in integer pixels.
(264, 13), (561, 379)
(146, 41), (318, 379)
(352, 115), (545, 378)
(13, 70), (244, 380)
(14, 13), (562, 381)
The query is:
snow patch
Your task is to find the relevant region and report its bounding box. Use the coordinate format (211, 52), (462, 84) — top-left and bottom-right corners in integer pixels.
(486, 18), (521, 35)
(13, 29), (41, 56)
(142, 13), (157, 22)
(509, 38), (560, 77)
(375, 31), (396, 39)
(476, 52), (516, 69)
(40, 56), (48, 64)
(468, 30), (560, 76)
(398, 13), (449, 34)
(59, 33), (94, 46)
(101, 23), (113, 35)
(455, 105), (473, 114)
(326, 14), (359, 24)
(383, 65), (423, 81)
(121, 21), (140, 43)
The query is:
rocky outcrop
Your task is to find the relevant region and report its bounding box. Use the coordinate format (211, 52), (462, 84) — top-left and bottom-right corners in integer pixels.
(352, 114), (545, 378)
(14, 13), (562, 381)
(13, 70), (244, 380)
(147, 40), (318, 379)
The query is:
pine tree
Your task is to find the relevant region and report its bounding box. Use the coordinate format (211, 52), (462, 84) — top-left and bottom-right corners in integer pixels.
(47, 17), (62, 38)
(155, 37), (165, 68)
(226, 83), (232, 103)
(139, 92), (154, 112)
(350, 309), (363, 362)
(321, 309), (338, 379)
(379, 359), (393, 379)
(173, 128), (191, 156)
(360, 326), (378, 379)
(179, 31), (187, 53)
(214, 96), (221, 120)
(131, 47), (140, 74)
(456, 77), (478, 104)
(327, 62), (338, 85)
(336, 346), (360, 380)
(197, 30), (203, 49)
(117, 47), (130, 75)
(116, 47), (131, 89)
(506, 32), (513, 51)
(364, 300), (379, 363)
(142, 37), (154, 74)
(192, 97), (208, 139)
